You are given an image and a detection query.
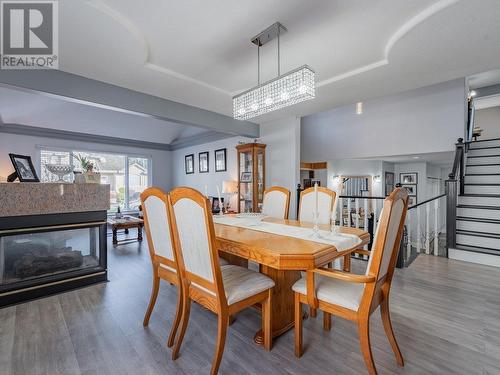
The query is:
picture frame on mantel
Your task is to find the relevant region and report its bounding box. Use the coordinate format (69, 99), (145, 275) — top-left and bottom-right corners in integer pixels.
(185, 154), (194, 174)
(199, 151), (209, 173)
(214, 148), (227, 172)
(8, 153), (39, 182)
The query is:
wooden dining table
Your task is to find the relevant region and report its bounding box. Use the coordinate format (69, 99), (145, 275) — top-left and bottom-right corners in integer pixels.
(214, 217), (370, 344)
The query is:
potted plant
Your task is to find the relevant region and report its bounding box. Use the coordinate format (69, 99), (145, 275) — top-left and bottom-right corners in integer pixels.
(74, 154), (101, 183)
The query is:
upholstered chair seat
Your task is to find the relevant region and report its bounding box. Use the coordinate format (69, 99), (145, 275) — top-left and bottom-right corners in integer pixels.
(292, 275), (364, 311)
(221, 265), (275, 305)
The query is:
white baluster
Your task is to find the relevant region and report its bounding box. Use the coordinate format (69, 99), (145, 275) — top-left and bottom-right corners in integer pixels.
(425, 203), (430, 254)
(347, 199), (352, 228)
(434, 199), (439, 256)
(338, 197), (343, 226)
(355, 199), (360, 229)
(406, 210), (412, 259)
(416, 206), (421, 253)
(363, 199), (369, 252)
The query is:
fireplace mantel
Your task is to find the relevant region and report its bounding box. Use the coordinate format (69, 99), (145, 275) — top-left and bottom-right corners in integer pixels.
(0, 182), (110, 217)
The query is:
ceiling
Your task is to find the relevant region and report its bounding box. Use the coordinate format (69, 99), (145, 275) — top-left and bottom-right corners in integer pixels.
(0, 86), (209, 144)
(55, 0), (500, 124)
(376, 151), (454, 166)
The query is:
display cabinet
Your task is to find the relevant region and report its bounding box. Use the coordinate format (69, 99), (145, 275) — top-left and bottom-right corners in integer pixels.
(236, 143), (266, 213)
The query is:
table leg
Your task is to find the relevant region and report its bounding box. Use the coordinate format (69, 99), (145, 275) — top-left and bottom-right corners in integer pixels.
(254, 266), (302, 344)
(112, 228), (118, 245)
(138, 225), (143, 242)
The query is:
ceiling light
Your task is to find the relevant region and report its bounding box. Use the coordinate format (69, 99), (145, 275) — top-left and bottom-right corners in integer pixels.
(412, 156), (420, 159)
(356, 102), (363, 115)
(233, 22), (315, 120)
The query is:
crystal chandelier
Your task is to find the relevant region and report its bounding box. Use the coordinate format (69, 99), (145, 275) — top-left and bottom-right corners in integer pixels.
(233, 23), (315, 120)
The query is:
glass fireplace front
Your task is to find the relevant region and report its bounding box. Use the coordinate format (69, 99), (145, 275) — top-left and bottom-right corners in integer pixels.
(0, 212), (107, 307)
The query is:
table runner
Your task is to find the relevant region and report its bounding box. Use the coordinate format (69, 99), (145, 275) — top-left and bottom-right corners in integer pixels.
(213, 216), (362, 252)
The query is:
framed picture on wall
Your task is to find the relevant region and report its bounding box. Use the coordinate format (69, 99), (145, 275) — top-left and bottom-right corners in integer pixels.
(401, 184), (417, 196)
(214, 148), (227, 172)
(185, 154), (194, 174)
(199, 152), (209, 173)
(408, 196), (417, 206)
(400, 172), (418, 184)
(384, 172), (394, 196)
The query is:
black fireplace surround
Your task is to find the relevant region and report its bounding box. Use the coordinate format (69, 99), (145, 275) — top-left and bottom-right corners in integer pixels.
(0, 211), (107, 307)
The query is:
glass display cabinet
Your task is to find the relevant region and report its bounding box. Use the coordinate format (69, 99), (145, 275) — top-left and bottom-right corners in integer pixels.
(236, 143), (266, 213)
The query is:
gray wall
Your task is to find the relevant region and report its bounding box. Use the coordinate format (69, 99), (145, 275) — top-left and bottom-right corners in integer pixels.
(301, 79), (467, 162)
(475, 106), (500, 139)
(0, 133), (171, 190)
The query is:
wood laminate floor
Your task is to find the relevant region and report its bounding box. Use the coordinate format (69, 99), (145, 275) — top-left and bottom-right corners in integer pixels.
(1, 233), (500, 375)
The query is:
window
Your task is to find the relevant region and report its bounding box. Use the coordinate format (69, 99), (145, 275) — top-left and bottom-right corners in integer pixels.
(40, 148), (151, 212)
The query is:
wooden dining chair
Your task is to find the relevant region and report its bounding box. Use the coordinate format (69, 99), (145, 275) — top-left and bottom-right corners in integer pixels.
(298, 186), (336, 224)
(167, 187), (275, 375)
(262, 186), (291, 220)
(293, 188), (409, 375)
(140, 187), (182, 348)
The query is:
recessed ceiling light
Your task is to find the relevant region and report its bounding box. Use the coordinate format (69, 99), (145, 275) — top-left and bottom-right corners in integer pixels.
(412, 156), (420, 159)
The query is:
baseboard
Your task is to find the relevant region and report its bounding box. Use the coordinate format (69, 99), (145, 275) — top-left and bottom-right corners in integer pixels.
(449, 248), (500, 267)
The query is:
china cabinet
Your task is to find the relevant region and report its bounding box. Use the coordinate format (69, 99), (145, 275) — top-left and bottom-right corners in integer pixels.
(236, 143), (266, 213)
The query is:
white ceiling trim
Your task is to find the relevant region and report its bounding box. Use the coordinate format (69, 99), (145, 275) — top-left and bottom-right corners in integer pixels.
(86, 0), (459, 98)
(317, 0), (459, 88)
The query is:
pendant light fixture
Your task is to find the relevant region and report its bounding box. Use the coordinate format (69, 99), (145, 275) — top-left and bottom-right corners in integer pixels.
(233, 22), (315, 120)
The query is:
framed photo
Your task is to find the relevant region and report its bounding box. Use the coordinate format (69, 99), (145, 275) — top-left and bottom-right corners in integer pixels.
(401, 184), (417, 196)
(199, 152), (209, 173)
(240, 172), (252, 182)
(8, 153), (39, 182)
(408, 196), (417, 206)
(185, 154), (194, 174)
(215, 148), (227, 172)
(384, 172), (394, 196)
(400, 172), (418, 184)
(211, 196), (224, 213)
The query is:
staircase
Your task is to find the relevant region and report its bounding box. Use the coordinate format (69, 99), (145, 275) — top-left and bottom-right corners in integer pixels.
(450, 138), (500, 266)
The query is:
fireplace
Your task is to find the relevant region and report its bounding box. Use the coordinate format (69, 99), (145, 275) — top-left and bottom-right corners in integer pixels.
(0, 211), (107, 307)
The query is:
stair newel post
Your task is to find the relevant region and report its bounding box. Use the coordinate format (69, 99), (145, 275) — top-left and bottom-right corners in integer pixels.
(296, 183), (302, 218)
(445, 176), (458, 254)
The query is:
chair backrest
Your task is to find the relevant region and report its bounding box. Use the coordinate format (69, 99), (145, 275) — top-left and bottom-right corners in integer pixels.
(168, 187), (226, 305)
(298, 187), (336, 224)
(262, 186), (291, 220)
(365, 188), (409, 281)
(140, 187), (176, 268)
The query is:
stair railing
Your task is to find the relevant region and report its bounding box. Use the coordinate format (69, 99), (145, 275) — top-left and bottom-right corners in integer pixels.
(445, 138), (466, 252)
(399, 193), (447, 267)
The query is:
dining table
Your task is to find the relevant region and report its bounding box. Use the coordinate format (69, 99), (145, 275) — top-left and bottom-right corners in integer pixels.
(213, 215), (370, 344)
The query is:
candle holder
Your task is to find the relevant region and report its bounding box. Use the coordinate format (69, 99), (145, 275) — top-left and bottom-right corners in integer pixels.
(330, 211), (340, 237)
(310, 212), (323, 239)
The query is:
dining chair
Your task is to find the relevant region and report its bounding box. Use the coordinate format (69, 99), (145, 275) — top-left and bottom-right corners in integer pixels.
(292, 188), (408, 375)
(262, 186), (291, 220)
(298, 186), (336, 224)
(168, 187), (275, 375)
(140, 187), (183, 348)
